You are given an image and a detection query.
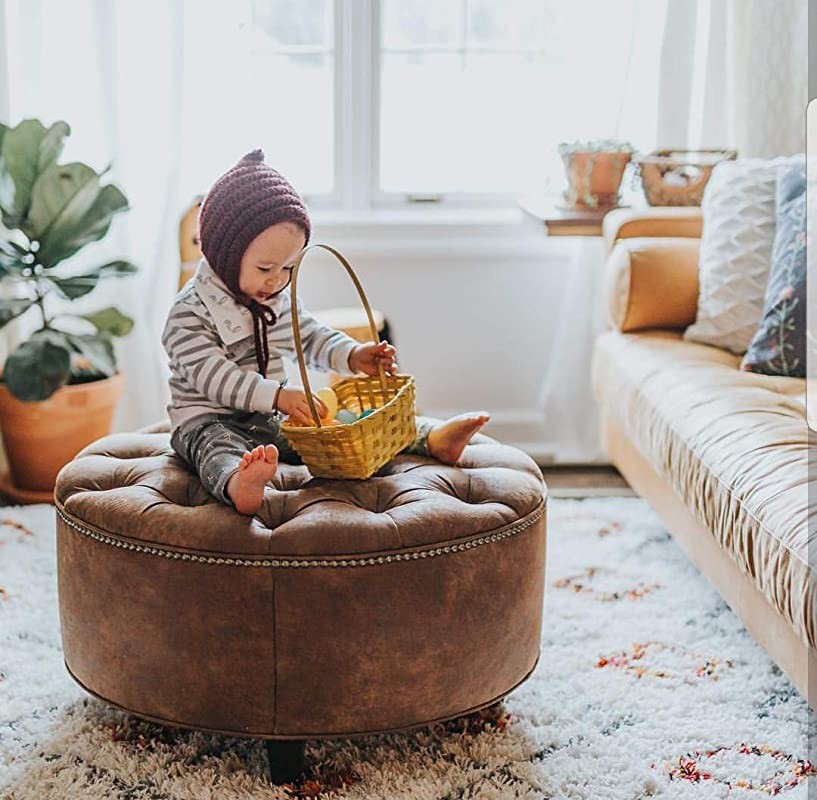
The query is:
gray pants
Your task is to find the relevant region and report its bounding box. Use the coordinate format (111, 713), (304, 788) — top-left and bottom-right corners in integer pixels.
(170, 410), (433, 507)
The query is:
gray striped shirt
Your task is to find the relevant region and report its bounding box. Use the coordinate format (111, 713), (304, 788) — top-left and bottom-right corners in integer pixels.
(162, 258), (359, 430)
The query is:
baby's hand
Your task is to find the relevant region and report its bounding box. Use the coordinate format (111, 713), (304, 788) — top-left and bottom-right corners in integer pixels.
(349, 340), (398, 376)
(277, 386), (328, 426)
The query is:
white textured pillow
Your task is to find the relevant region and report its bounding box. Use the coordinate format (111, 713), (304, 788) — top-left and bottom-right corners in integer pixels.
(684, 157), (798, 354)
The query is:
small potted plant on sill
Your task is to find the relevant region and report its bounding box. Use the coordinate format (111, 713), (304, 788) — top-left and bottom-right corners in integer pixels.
(0, 119), (136, 502)
(557, 138), (635, 210)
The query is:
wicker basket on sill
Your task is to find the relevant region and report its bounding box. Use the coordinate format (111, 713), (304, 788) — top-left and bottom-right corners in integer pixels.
(280, 243), (416, 480)
(634, 149), (737, 206)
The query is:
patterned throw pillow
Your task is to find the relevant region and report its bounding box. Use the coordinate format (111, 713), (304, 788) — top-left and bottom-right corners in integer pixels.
(684, 157), (800, 354)
(740, 160), (806, 377)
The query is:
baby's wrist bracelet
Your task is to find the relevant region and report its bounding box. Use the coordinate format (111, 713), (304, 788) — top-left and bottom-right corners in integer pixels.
(272, 378), (288, 418)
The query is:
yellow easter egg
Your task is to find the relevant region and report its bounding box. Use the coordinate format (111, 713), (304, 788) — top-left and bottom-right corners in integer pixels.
(316, 387), (338, 420)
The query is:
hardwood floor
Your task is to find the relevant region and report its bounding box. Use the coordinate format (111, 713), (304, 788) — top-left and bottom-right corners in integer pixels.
(538, 465), (635, 498)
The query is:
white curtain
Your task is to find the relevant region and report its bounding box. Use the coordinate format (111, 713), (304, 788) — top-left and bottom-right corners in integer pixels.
(536, 0), (807, 464)
(658, 0), (808, 158)
(1, 0), (185, 431)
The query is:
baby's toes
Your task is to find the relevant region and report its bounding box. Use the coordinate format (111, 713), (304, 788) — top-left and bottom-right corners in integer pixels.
(264, 445), (279, 464)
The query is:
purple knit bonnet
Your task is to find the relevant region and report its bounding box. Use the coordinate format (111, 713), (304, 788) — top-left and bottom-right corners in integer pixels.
(198, 149), (311, 377)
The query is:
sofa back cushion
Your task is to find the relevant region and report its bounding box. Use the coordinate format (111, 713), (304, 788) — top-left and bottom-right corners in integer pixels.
(740, 159), (806, 376)
(684, 157), (798, 354)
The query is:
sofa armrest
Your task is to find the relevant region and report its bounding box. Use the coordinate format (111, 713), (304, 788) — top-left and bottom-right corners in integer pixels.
(605, 238), (700, 332)
(603, 207), (703, 252)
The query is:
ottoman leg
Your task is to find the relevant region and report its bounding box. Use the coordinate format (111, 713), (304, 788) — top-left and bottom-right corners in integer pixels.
(266, 739), (307, 783)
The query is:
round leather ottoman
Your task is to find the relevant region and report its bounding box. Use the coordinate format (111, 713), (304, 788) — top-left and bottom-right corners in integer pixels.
(54, 418), (546, 771)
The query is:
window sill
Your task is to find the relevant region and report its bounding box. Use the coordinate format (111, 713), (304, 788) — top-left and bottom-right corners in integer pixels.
(310, 206), (526, 230)
(308, 205), (576, 260)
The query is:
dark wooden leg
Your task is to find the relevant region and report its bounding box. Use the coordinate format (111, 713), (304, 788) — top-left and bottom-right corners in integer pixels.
(266, 739), (307, 784)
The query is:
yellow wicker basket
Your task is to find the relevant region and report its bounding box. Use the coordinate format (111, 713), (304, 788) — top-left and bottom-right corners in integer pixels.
(280, 244), (417, 479)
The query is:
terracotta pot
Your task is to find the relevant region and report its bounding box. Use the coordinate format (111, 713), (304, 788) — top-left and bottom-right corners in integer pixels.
(560, 150), (633, 210)
(0, 372), (124, 495)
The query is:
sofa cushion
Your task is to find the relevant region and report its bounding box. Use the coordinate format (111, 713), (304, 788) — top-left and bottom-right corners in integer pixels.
(741, 159), (807, 377)
(684, 158), (796, 354)
(593, 330), (814, 648)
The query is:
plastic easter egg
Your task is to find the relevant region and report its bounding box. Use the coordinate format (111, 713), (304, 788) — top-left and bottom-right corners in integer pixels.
(336, 409), (358, 425)
(358, 408), (376, 420)
(316, 387), (338, 420)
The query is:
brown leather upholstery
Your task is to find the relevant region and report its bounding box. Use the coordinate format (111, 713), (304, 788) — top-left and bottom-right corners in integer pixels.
(54, 418), (547, 739)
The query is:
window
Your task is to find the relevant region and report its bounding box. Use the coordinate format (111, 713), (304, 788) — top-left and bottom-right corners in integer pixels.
(181, 0), (668, 210)
(377, 0), (668, 204)
(180, 0), (336, 198)
(5, 0), (668, 212)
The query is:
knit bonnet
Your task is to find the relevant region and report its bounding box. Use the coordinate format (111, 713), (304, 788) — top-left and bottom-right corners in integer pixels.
(198, 149), (311, 377)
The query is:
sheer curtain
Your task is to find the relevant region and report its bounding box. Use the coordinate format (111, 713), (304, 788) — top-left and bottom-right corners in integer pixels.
(1, 0), (185, 431)
(536, 0), (669, 463)
(657, 0), (807, 157)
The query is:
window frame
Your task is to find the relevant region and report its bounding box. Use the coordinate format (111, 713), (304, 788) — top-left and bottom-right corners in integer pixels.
(304, 0), (519, 212)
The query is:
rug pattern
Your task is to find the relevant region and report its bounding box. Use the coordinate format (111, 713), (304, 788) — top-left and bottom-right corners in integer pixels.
(0, 499), (813, 798)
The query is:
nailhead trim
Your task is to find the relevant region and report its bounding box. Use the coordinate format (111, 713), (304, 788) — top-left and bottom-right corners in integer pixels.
(55, 504), (544, 569)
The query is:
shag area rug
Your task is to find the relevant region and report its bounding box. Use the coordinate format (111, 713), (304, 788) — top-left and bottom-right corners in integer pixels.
(0, 499), (813, 799)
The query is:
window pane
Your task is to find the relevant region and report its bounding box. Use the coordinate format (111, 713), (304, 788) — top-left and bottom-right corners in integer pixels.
(181, 1), (334, 197)
(250, 0), (332, 47)
(381, 53), (549, 193)
(382, 0), (462, 49)
(467, 0), (550, 50)
(379, 0), (668, 196)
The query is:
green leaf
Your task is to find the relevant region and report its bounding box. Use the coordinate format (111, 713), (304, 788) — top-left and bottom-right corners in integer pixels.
(3, 329), (72, 401)
(62, 331), (116, 378)
(47, 260), (137, 300)
(25, 162), (99, 241)
(80, 306), (134, 337)
(0, 119), (49, 226)
(0, 240), (28, 277)
(0, 297), (35, 328)
(48, 273), (99, 300)
(37, 121), (70, 173)
(0, 120), (69, 230)
(95, 259), (138, 276)
(36, 183), (128, 268)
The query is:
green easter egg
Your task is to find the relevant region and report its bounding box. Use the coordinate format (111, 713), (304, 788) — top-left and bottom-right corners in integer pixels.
(336, 409), (357, 424)
(358, 409), (376, 419)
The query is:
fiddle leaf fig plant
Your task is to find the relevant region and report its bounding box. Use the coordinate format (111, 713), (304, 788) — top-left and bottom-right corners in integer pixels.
(0, 119), (137, 401)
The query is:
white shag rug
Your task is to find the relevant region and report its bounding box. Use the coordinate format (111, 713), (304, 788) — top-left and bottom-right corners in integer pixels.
(0, 498), (814, 799)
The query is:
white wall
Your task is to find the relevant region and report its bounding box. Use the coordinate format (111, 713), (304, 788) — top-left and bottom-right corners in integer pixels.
(297, 209), (609, 464)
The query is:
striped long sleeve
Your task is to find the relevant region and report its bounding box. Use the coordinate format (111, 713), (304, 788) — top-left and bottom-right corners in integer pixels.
(273, 295), (359, 375)
(162, 296), (281, 427)
(162, 271), (361, 431)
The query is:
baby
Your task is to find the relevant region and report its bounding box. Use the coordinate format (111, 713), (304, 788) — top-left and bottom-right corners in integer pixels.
(163, 150), (490, 516)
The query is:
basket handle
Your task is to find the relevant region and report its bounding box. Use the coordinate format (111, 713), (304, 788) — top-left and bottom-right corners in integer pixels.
(288, 243), (390, 428)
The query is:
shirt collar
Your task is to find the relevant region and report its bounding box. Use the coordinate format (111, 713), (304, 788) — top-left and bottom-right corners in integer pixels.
(193, 258), (284, 346)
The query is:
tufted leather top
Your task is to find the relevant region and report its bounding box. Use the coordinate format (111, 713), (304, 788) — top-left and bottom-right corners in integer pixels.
(55, 418), (546, 558)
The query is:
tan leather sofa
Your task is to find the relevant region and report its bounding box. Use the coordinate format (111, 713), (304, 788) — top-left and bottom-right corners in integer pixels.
(592, 209), (815, 706)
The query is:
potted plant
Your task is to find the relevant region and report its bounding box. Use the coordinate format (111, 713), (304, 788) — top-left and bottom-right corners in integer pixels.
(0, 119), (136, 502)
(557, 138), (635, 210)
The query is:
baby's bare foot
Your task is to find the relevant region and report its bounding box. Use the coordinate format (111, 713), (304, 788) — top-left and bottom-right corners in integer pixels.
(427, 412), (490, 465)
(226, 444), (279, 516)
